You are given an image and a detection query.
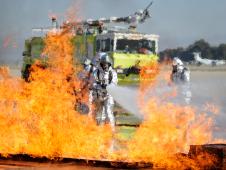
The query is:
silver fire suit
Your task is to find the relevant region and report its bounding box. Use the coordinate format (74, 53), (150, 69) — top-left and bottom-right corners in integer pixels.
(91, 66), (118, 130)
(171, 57), (192, 104)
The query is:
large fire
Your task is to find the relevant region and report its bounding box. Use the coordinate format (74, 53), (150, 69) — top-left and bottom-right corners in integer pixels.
(0, 31), (113, 159)
(0, 14), (220, 169)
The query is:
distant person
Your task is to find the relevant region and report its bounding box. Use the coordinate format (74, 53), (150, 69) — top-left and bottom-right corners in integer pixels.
(171, 57), (191, 104)
(171, 57), (190, 82)
(124, 45), (130, 53)
(137, 42), (152, 55)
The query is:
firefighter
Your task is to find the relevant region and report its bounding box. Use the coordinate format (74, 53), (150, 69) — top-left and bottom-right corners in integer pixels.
(91, 52), (118, 130)
(76, 57), (97, 115)
(171, 57), (191, 104)
(78, 53), (105, 117)
(171, 57), (190, 83)
(83, 58), (92, 72)
(75, 58), (93, 115)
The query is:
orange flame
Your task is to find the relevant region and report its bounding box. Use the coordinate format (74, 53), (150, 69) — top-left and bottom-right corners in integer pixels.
(125, 63), (217, 169)
(0, 30), (113, 159)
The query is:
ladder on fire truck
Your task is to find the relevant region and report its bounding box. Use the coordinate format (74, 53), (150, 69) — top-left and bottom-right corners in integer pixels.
(32, 1), (153, 35)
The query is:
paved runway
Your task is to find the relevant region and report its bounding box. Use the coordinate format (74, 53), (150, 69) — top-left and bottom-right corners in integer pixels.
(109, 71), (226, 139)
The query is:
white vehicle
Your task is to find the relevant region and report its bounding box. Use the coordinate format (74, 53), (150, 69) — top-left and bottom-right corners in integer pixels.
(193, 52), (226, 66)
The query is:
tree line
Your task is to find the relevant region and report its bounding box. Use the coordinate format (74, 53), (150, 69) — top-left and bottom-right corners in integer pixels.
(159, 39), (226, 62)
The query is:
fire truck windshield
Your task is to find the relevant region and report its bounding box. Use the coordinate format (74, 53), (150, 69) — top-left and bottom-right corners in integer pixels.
(116, 39), (154, 54)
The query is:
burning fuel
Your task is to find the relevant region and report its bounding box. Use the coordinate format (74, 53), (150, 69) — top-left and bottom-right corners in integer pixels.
(120, 64), (216, 169)
(0, 16), (223, 170)
(0, 31), (113, 159)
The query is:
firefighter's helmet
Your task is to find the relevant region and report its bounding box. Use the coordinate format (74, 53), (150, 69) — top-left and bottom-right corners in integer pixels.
(172, 57), (183, 66)
(99, 53), (113, 66)
(84, 58), (91, 66)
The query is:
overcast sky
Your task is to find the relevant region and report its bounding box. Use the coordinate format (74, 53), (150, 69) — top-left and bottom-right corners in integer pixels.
(0, 0), (226, 64)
